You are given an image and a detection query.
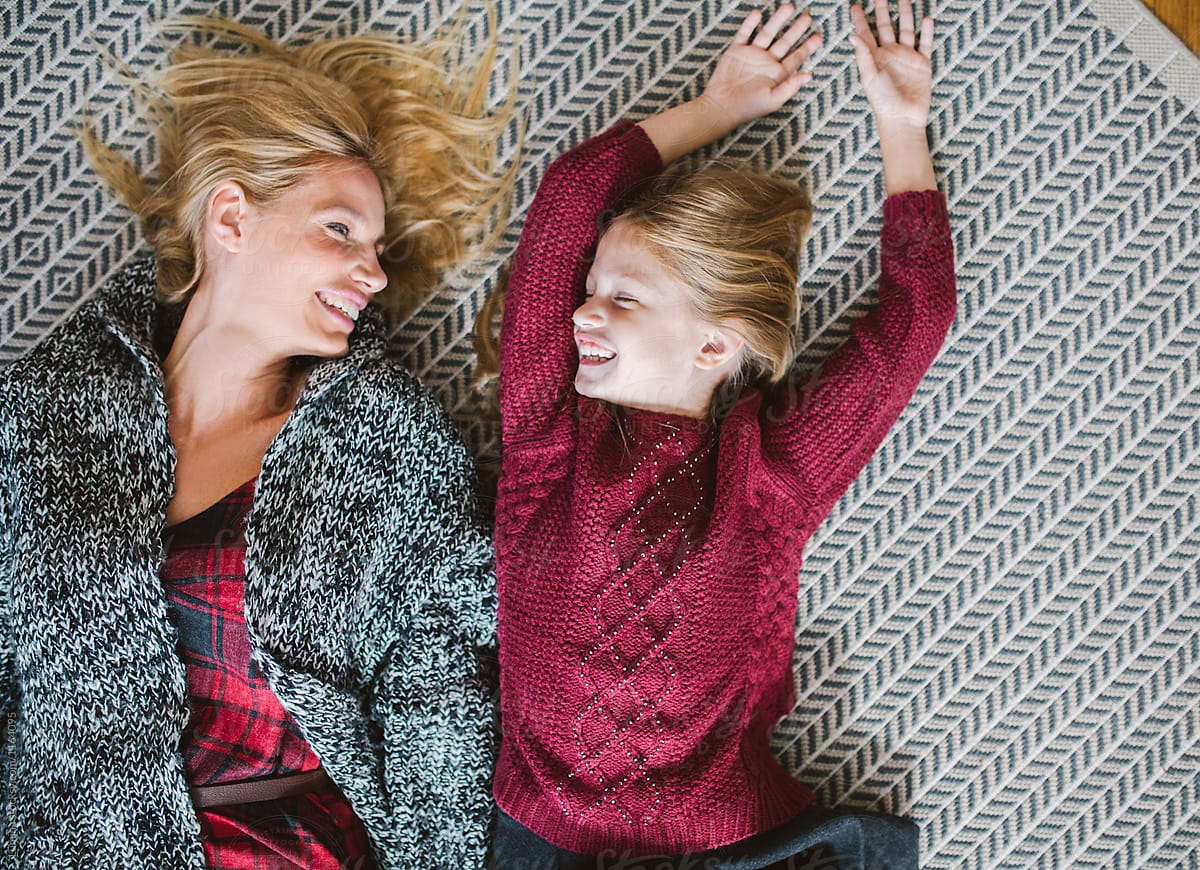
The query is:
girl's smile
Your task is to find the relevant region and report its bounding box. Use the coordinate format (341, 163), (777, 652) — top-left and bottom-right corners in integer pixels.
(574, 333), (617, 364)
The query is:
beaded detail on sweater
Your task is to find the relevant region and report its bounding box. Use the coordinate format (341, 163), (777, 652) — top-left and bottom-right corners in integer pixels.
(572, 417), (715, 827)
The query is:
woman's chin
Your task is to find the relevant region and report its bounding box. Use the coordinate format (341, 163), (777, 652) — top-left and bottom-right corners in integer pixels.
(298, 326), (352, 360)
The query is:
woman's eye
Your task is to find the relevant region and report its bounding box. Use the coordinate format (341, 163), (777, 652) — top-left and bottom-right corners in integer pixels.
(615, 295), (638, 305)
(326, 222), (351, 237)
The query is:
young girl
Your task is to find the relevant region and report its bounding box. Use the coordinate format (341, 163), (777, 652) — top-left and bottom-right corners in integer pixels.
(487, 1), (953, 868)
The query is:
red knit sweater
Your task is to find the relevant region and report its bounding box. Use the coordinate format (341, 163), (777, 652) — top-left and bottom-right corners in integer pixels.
(493, 120), (957, 855)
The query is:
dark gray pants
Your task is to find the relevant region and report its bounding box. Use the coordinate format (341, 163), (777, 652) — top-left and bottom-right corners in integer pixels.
(490, 805), (920, 870)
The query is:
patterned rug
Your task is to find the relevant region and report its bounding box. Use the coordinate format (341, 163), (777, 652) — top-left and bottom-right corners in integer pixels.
(2, 0), (1198, 866)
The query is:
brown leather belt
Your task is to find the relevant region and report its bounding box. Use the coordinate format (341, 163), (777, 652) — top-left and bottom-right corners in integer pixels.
(189, 768), (335, 809)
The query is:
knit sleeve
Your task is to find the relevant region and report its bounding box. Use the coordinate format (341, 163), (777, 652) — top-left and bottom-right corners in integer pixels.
(0, 384), (16, 795)
(499, 120), (663, 447)
(362, 395), (498, 867)
(369, 580), (497, 868)
(762, 189), (956, 522)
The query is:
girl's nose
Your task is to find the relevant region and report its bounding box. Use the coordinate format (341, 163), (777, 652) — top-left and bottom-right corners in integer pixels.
(573, 296), (605, 328)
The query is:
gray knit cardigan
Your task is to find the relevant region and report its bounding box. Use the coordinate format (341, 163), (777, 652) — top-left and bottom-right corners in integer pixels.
(0, 259), (497, 868)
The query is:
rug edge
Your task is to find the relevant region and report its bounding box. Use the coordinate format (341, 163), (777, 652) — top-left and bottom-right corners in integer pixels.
(1082, 0), (1200, 105)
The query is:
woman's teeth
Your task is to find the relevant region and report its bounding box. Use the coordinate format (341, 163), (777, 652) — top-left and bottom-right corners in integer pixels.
(580, 350), (615, 362)
(318, 292), (359, 322)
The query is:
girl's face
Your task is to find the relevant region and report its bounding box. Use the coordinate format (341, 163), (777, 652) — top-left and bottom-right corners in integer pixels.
(573, 220), (729, 416)
(217, 159), (388, 359)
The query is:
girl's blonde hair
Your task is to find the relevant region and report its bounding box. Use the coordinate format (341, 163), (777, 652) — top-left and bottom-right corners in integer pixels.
(617, 164), (811, 387)
(473, 163), (811, 400)
(84, 13), (518, 311)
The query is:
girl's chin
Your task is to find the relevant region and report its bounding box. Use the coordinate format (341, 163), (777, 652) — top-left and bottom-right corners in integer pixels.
(574, 376), (600, 398)
(573, 373), (616, 403)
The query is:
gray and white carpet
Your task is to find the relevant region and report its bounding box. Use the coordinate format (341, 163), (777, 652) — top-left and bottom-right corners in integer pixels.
(2, 0), (1197, 867)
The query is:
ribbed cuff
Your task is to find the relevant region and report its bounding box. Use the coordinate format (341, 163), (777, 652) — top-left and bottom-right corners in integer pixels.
(493, 750), (816, 856)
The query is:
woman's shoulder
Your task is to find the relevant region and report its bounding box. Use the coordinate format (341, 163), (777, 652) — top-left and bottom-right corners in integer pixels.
(2, 301), (110, 389)
(302, 354), (472, 462)
(346, 353), (428, 396)
(2, 259), (157, 393)
(333, 355), (451, 422)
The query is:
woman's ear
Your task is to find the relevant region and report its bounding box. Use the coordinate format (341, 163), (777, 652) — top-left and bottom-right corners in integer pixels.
(206, 181), (250, 254)
(695, 325), (746, 371)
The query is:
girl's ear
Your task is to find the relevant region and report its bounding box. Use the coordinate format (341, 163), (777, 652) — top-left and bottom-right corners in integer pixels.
(206, 181), (250, 254)
(695, 324), (746, 371)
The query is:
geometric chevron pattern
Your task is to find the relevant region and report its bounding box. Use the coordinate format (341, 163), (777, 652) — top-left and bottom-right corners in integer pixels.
(2, 1), (1197, 867)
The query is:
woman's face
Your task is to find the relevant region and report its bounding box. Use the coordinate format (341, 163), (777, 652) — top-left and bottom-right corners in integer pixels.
(224, 159), (388, 359)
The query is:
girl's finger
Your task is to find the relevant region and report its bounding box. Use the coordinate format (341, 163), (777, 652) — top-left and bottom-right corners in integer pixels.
(849, 4), (879, 51)
(753, 4), (795, 49)
(876, 0), (897, 44)
(769, 69), (812, 105)
(848, 31), (879, 80)
(897, 0), (916, 48)
(733, 10), (763, 45)
(918, 14), (935, 59)
(781, 33), (823, 74)
(770, 13), (814, 60)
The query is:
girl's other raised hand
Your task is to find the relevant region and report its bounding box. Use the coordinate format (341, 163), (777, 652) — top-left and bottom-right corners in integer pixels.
(702, 5), (824, 128)
(849, 0), (935, 131)
(637, 5), (821, 164)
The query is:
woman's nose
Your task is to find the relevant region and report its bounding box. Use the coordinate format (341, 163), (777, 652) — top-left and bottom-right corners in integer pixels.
(355, 250), (388, 295)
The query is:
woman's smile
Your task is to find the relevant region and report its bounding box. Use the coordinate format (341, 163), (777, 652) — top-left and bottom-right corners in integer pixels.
(316, 288), (368, 326)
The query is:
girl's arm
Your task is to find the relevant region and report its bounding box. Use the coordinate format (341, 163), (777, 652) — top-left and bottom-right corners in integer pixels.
(499, 5), (821, 447)
(498, 123), (663, 446)
(764, 192), (955, 518)
(764, 0), (954, 519)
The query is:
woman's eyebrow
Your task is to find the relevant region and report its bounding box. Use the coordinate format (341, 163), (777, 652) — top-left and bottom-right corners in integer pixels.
(323, 205), (386, 246)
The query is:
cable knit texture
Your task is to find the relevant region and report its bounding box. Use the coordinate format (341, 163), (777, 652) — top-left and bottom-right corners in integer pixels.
(0, 259), (497, 869)
(493, 122), (957, 855)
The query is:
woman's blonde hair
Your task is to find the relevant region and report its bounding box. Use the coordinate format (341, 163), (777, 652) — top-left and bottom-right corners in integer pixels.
(84, 13), (518, 311)
(473, 163), (810, 402)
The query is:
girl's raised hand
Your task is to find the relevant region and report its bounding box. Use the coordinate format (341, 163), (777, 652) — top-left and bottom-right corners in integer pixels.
(849, 0), (935, 130)
(701, 4), (823, 127)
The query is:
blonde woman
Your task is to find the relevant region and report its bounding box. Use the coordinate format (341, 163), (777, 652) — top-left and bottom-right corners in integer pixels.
(0, 16), (514, 869)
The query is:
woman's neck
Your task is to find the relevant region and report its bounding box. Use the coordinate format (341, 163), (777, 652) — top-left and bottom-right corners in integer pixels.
(163, 290), (302, 441)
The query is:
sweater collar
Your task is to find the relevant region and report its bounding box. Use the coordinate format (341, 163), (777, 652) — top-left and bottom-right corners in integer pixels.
(95, 257), (389, 402)
(619, 406), (716, 442)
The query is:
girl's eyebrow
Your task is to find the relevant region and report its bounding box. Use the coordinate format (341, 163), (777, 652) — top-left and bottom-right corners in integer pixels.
(595, 267), (659, 297)
(613, 265), (665, 298)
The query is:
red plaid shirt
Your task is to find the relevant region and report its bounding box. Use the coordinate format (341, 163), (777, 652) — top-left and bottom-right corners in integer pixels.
(161, 479), (375, 869)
